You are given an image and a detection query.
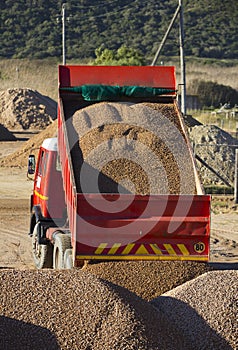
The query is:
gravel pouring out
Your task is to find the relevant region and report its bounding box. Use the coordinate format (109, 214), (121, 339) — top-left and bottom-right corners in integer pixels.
(83, 260), (211, 301)
(70, 102), (197, 195)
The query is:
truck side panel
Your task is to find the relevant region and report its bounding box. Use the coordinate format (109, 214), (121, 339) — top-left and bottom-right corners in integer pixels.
(58, 100), (77, 251)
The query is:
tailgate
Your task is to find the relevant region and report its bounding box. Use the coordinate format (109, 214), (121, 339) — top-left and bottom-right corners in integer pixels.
(73, 194), (210, 263)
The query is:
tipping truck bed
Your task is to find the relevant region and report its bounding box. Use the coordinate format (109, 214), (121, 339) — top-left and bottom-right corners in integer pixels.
(58, 65), (210, 266)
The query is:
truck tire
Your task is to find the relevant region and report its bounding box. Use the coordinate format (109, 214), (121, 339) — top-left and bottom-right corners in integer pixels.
(32, 223), (53, 269)
(64, 249), (73, 269)
(53, 233), (72, 269)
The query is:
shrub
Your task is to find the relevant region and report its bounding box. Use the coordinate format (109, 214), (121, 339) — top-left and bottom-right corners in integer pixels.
(189, 79), (238, 108)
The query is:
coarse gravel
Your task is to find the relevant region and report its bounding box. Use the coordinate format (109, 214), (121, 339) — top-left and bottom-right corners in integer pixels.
(151, 270), (238, 350)
(70, 101), (197, 195)
(83, 260), (211, 301)
(0, 269), (191, 350)
(188, 124), (238, 185)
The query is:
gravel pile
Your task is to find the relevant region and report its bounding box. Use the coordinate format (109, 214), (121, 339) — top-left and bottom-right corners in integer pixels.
(0, 88), (57, 130)
(151, 270), (238, 350)
(71, 102), (196, 194)
(84, 260), (211, 301)
(0, 120), (57, 167)
(183, 114), (202, 128)
(188, 125), (238, 185)
(0, 269), (190, 350)
(0, 124), (16, 141)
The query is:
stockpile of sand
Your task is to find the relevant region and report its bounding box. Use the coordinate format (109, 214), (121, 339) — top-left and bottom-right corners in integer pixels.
(0, 120), (57, 167)
(189, 125), (238, 185)
(151, 270), (238, 350)
(0, 269), (190, 350)
(0, 124), (16, 141)
(84, 261), (211, 301)
(71, 102), (197, 194)
(0, 88), (57, 130)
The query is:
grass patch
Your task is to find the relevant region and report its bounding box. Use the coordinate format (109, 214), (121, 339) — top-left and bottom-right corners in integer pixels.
(211, 194), (237, 213)
(0, 58), (238, 101)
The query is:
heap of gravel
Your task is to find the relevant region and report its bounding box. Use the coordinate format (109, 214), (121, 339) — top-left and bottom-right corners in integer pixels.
(184, 114), (202, 128)
(71, 102), (196, 194)
(188, 124), (238, 185)
(0, 269), (191, 350)
(83, 260), (211, 301)
(0, 120), (57, 167)
(151, 270), (238, 350)
(0, 124), (16, 141)
(0, 88), (57, 130)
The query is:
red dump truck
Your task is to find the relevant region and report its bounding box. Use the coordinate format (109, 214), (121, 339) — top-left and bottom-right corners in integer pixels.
(28, 65), (210, 269)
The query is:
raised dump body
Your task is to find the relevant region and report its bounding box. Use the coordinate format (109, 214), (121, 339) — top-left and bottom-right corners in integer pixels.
(57, 65), (210, 266)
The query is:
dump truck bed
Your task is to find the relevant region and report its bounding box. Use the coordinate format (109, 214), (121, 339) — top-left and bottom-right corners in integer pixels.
(58, 65), (210, 264)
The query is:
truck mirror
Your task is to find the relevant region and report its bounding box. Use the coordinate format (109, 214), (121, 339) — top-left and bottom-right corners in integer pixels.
(28, 154), (36, 175)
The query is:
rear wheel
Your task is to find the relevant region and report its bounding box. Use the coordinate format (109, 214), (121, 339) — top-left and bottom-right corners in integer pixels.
(53, 233), (72, 269)
(32, 223), (53, 269)
(64, 249), (73, 269)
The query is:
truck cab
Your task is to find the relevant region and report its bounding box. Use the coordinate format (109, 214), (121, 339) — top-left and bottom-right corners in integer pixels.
(30, 137), (66, 222)
(29, 138), (66, 268)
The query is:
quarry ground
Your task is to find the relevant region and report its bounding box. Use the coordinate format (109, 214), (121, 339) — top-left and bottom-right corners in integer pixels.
(0, 138), (237, 270)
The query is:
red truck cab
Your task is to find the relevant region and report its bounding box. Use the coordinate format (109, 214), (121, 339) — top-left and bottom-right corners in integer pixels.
(31, 137), (65, 221)
(29, 138), (66, 267)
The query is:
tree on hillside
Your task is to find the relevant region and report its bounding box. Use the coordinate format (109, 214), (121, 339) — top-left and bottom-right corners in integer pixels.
(92, 45), (145, 66)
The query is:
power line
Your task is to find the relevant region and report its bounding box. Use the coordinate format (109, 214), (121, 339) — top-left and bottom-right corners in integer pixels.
(68, 0), (139, 21)
(69, 0), (123, 9)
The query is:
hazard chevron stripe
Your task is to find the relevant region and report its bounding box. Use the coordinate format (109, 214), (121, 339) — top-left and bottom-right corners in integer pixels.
(177, 243), (190, 256)
(108, 243), (121, 255)
(93, 243), (193, 257)
(122, 243), (135, 254)
(94, 243), (107, 254)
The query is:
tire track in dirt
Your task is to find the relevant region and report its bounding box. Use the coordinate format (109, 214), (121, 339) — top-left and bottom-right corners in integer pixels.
(0, 220), (34, 269)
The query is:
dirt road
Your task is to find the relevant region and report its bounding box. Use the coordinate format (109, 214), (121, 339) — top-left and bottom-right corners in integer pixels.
(0, 140), (237, 270)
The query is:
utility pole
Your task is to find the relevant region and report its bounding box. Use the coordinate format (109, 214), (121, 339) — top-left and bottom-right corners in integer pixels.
(179, 0), (186, 115)
(151, 4), (180, 66)
(151, 0), (187, 115)
(62, 3), (66, 65)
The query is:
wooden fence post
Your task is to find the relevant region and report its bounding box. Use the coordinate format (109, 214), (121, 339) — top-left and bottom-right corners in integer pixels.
(235, 149), (238, 204)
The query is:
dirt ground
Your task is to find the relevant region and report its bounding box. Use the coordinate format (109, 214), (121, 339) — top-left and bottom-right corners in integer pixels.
(0, 138), (237, 270)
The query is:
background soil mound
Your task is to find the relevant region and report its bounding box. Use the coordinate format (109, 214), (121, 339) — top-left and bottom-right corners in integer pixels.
(0, 269), (189, 350)
(151, 270), (238, 350)
(0, 124), (16, 141)
(0, 88), (57, 130)
(0, 120), (57, 167)
(84, 260), (211, 301)
(189, 125), (238, 185)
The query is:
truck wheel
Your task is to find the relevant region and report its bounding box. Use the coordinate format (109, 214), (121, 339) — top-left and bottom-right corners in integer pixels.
(53, 233), (71, 269)
(32, 223), (53, 269)
(64, 249), (73, 269)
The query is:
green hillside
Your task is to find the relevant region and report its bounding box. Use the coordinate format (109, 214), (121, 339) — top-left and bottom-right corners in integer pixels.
(0, 0), (238, 62)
